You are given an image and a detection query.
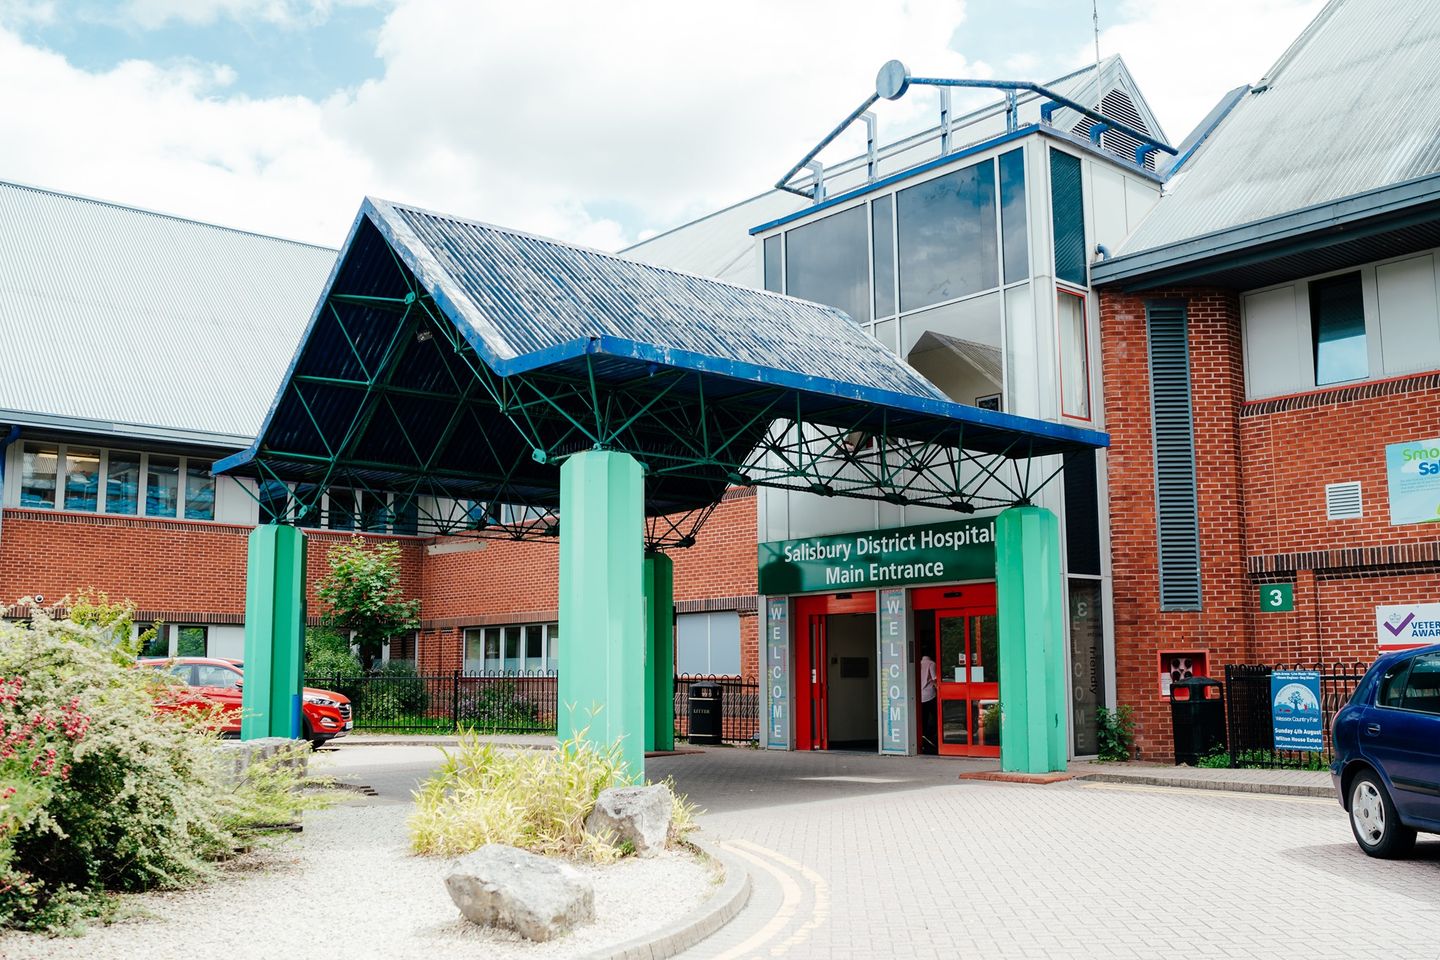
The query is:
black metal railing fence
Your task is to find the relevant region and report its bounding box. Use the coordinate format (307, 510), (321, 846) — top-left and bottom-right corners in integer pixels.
(1221, 662), (1368, 768)
(307, 671), (760, 744)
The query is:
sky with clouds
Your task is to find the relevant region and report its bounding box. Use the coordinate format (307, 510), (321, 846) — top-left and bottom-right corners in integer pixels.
(0, 0), (1326, 250)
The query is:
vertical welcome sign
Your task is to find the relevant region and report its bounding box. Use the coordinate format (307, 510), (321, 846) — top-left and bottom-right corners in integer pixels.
(878, 588), (912, 755)
(765, 598), (790, 749)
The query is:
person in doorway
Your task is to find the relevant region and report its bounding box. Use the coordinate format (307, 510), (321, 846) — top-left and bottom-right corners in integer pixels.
(919, 652), (938, 754)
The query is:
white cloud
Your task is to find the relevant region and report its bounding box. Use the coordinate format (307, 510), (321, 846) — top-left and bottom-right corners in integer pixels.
(1091, 0), (1326, 142)
(117, 0), (368, 29)
(0, 0), (1332, 252)
(0, 0), (970, 248)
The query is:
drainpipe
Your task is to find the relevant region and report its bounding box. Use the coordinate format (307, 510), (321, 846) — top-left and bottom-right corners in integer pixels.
(0, 425), (20, 572)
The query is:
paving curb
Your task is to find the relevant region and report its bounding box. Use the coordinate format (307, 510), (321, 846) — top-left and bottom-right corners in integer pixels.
(579, 839), (752, 960)
(336, 736), (553, 750)
(1075, 772), (1333, 798)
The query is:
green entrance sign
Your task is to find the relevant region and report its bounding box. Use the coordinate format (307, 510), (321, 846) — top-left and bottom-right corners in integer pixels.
(758, 518), (995, 595)
(1259, 582), (1294, 612)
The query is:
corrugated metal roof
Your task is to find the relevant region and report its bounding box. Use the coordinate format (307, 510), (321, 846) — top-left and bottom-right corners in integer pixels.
(0, 180), (337, 445)
(220, 198), (1106, 518)
(626, 55), (1161, 284)
(1119, 0), (1440, 256)
(374, 196), (956, 398)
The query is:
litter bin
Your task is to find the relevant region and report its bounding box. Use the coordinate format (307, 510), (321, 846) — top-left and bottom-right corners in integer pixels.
(688, 681), (723, 745)
(1170, 676), (1226, 765)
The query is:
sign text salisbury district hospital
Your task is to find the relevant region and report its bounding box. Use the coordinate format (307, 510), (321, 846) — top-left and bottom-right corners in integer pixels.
(758, 518), (995, 595)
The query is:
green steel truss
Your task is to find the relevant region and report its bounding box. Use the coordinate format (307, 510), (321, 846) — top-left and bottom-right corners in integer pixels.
(238, 250), (1079, 550)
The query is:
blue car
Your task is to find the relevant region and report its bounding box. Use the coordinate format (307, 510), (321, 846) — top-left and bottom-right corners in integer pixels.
(1331, 643), (1440, 858)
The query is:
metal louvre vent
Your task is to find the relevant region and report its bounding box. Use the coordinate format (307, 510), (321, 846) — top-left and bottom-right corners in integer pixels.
(1071, 88), (1156, 170)
(1325, 481), (1363, 520)
(1146, 301), (1201, 610)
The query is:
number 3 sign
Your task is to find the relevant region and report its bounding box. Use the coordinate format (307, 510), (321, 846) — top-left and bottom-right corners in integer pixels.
(1259, 583), (1294, 612)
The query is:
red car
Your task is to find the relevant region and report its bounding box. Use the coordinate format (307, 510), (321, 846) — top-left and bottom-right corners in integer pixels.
(142, 656), (352, 749)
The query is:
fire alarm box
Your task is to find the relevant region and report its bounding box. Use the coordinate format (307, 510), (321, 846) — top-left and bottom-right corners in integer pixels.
(1159, 651), (1208, 697)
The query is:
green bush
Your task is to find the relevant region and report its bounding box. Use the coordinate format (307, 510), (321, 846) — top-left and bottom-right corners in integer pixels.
(372, 659), (429, 714)
(1096, 705), (1136, 761)
(1199, 747), (1329, 771)
(457, 682), (541, 732)
(410, 732), (633, 861)
(0, 608), (321, 932)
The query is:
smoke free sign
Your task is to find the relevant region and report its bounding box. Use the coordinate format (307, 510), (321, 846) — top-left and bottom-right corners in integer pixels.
(1386, 437), (1440, 525)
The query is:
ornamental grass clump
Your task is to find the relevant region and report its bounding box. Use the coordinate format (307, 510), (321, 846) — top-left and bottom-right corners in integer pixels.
(0, 604), (326, 932)
(409, 732), (634, 861)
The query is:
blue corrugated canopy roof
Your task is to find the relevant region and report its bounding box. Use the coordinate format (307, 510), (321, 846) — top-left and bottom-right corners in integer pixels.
(217, 198), (1105, 537)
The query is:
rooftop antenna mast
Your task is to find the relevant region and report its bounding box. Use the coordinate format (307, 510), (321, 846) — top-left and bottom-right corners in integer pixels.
(1092, 0), (1101, 69)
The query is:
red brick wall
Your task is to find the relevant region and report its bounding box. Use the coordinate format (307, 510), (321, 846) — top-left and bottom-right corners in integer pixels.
(1101, 288), (1253, 759)
(1103, 287), (1440, 759)
(1, 486), (761, 680)
(0, 509), (421, 622)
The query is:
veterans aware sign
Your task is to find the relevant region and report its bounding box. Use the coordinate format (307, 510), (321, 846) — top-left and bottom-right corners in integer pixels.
(758, 518), (995, 595)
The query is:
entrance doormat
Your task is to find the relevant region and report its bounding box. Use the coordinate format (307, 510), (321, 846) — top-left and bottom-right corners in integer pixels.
(958, 770), (1074, 785)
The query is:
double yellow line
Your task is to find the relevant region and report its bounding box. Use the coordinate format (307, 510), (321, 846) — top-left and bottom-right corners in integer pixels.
(706, 839), (830, 959)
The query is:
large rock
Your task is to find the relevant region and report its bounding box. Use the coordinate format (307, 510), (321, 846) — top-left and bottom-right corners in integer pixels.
(585, 784), (673, 856)
(445, 845), (594, 941)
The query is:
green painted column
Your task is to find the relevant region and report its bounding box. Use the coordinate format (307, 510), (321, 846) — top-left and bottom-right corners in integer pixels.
(241, 523), (307, 740)
(558, 450), (646, 780)
(643, 552), (676, 753)
(995, 505), (1067, 773)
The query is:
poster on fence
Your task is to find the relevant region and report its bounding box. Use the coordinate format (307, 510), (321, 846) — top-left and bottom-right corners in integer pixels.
(1271, 670), (1324, 752)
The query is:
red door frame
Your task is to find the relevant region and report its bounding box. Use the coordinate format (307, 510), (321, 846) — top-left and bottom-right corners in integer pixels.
(912, 584), (998, 757)
(793, 591), (876, 751)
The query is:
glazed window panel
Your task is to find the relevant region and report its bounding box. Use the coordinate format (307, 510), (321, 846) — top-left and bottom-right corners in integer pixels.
(998, 148), (1029, 283)
(872, 195), (896, 319)
(106, 450), (141, 515)
(1310, 272), (1368, 385)
(763, 235), (782, 293)
(19, 443), (58, 509)
(784, 205), (870, 323)
(63, 446), (101, 512)
(145, 455), (179, 517)
(184, 462), (215, 521)
(1058, 291), (1091, 419)
(897, 159), (998, 312)
(176, 626), (207, 657)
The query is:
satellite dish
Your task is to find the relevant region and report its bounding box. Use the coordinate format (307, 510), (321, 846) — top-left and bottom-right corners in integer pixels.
(876, 60), (910, 101)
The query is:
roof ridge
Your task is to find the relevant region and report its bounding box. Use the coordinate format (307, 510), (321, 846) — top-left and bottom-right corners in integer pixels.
(370, 196), (857, 319)
(0, 176), (340, 254)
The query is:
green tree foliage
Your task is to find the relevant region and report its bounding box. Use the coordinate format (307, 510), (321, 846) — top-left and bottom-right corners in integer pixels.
(55, 588), (160, 662)
(315, 538), (420, 671)
(303, 626), (363, 681)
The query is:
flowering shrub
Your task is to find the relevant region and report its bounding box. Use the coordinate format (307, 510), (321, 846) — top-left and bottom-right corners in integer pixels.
(0, 605), (321, 932)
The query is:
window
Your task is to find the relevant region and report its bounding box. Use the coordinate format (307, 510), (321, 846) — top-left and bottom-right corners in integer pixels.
(1310, 272), (1367, 385)
(176, 625), (207, 657)
(19, 443), (58, 508)
(872, 195), (896, 319)
(676, 611), (741, 676)
(1050, 149), (1086, 287)
(1378, 658), (1413, 709)
(107, 451), (141, 515)
(998, 148), (1028, 283)
(184, 462), (215, 521)
(464, 622), (558, 674)
(784, 205), (870, 323)
(1400, 652), (1440, 715)
(64, 447), (101, 512)
(140, 624), (170, 658)
(393, 496), (419, 536)
(326, 488), (356, 530)
(1057, 290), (1091, 419)
(763, 235), (782, 293)
(194, 662), (240, 689)
(146, 455), (179, 517)
(897, 159), (997, 312)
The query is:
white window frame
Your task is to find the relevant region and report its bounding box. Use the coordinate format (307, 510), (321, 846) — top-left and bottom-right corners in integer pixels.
(11, 441), (216, 520)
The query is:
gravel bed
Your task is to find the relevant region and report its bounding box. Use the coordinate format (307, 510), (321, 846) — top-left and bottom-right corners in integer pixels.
(4, 800), (716, 959)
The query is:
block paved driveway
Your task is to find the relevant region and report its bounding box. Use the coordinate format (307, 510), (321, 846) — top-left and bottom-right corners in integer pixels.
(650, 748), (1440, 960)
